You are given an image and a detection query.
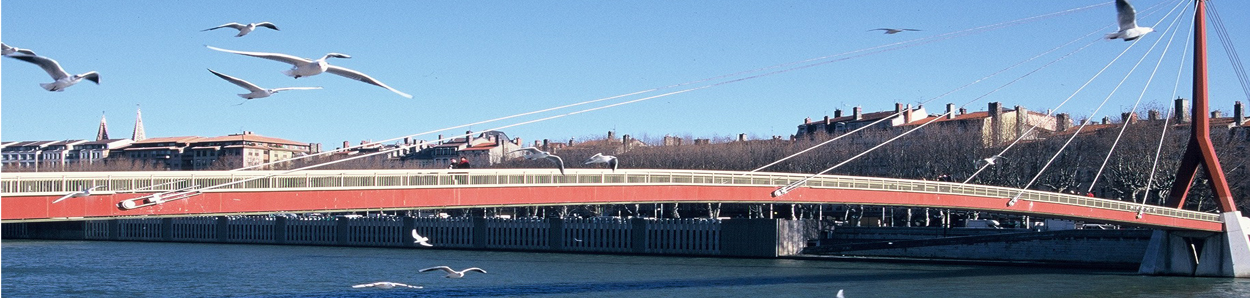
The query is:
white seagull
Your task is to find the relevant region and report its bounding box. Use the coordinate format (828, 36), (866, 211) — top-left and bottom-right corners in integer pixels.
(870, 28), (920, 34)
(411, 229), (433, 247)
(977, 155), (1006, 167)
(511, 147), (565, 175)
(206, 45), (412, 98)
(202, 22), (279, 37)
(1106, 0), (1153, 41)
(351, 281), (423, 289)
(2, 42), (36, 56)
(419, 266), (487, 278)
(583, 153), (619, 172)
(5, 54), (99, 92)
(53, 186), (101, 204)
(208, 69), (321, 100)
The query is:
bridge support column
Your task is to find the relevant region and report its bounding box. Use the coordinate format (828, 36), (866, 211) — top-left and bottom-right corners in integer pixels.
(1140, 212), (1250, 277)
(273, 217), (287, 245)
(402, 216), (416, 247)
(548, 218), (564, 251)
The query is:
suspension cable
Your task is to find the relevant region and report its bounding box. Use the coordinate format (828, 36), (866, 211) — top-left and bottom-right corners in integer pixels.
(1088, 1), (1192, 193)
(963, 0), (1187, 184)
(755, 25), (1112, 173)
(1008, 0), (1189, 203)
(1145, 4), (1197, 205)
(773, 34), (1103, 197)
(231, 3), (1111, 173)
(1206, 0), (1250, 102)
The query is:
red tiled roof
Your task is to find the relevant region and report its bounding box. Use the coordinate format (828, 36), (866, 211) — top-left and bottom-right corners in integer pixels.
(133, 136), (203, 144)
(195, 133), (307, 146)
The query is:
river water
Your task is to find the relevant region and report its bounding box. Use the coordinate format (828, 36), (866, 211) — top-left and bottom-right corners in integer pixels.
(3, 240), (1249, 297)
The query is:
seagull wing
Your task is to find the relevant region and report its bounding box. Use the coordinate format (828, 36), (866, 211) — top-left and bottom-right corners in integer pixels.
(203, 23), (245, 31)
(609, 157), (618, 171)
(7, 55), (70, 80)
(269, 87), (323, 92)
(255, 22), (279, 31)
(546, 155), (565, 175)
(208, 69), (265, 92)
(419, 266), (453, 273)
(464, 268), (487, 274)
(52, 193), (77, 204)
(1115, 0), (1138, 31)
(352, 282), (378, 288)
(325, 65), (413, 98)
(206, 46), (312, 66)
(510, 147), (541, 154)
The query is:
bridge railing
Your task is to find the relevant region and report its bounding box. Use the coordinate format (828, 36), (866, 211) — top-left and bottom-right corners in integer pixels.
(1, 169), (1219, 222)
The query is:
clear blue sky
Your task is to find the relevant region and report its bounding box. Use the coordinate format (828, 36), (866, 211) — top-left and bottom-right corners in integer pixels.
(4, 1), (1248, 149)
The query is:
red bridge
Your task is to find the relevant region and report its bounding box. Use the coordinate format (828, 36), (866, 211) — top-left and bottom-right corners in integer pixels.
(0, 169), (1222, 232)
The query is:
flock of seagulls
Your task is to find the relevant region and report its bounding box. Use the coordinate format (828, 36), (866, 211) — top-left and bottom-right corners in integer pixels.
(4, 21), (412, 100)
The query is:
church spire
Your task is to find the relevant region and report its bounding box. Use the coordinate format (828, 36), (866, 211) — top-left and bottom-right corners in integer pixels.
(96, 112), (110, 141)
(132, 105), (147, 141)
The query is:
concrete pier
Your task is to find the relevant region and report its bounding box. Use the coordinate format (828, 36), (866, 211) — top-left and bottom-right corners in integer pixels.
(1139, 212), (1250, 277)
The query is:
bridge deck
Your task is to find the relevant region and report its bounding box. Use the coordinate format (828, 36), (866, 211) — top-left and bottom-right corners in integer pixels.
(0, 169), (1222, 231)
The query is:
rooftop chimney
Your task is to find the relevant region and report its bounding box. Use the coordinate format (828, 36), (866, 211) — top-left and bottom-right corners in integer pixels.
(853, 106), (862, 120)
(959, 108), (967, 115)
(607, 131), (616, 141)
(823, 115), (830, 125)
(804, 117), (811, 124)
(1148, 110), (1160, 121)
(1056, 113), (1070, 131)
(1212, 111), (1222, 118)
(1175, 98), (1190, 123)
(1236, 101), (1246, 126)
(895, 103), (904, 114)
(738, 133), (746, 142)
(1015, 105), (1027, 135)
(989, 102), (1003, 118)
(904, 104), (913, 123)
(834, 109), (843, 118)
(946, 103), (956, 119)
(1122, 112), (1138, 124)
(343, 141), (350, 149)
(1102, 116), (1110, 125)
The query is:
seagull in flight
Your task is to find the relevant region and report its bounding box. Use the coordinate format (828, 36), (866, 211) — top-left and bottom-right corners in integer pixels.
(870, 28), (920, 34)
(5, 54), (99, 92)
(419, 266), (487, 278)
(976, 155), (1006, 167)
(1106, 0), (1153, 41)
(206, 46), (412, 98)
(511, 147), (566, 175)
(583, 153), (619, 171)
(208, 69), (321, 100)
(1, 42), (36, 56)
(351, 281), (423, 289)
(53, 186), (101, 204)
(202, 22), (279, 37)
(411, 229), (433, 247)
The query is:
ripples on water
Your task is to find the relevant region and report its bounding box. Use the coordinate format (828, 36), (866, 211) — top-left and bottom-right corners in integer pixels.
(4, 240), (1250, 297)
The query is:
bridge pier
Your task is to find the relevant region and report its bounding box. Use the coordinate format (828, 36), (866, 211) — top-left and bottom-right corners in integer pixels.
(1139, 212), (1250, 277)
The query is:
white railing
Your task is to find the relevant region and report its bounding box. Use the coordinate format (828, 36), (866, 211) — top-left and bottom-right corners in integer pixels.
(0, 168), (1220, 222)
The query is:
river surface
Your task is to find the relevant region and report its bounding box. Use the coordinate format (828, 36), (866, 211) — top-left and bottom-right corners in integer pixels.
(4, 240), (1250, 297)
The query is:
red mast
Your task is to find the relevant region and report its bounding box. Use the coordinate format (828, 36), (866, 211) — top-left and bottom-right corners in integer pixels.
(1164, 0), (1236, 212)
